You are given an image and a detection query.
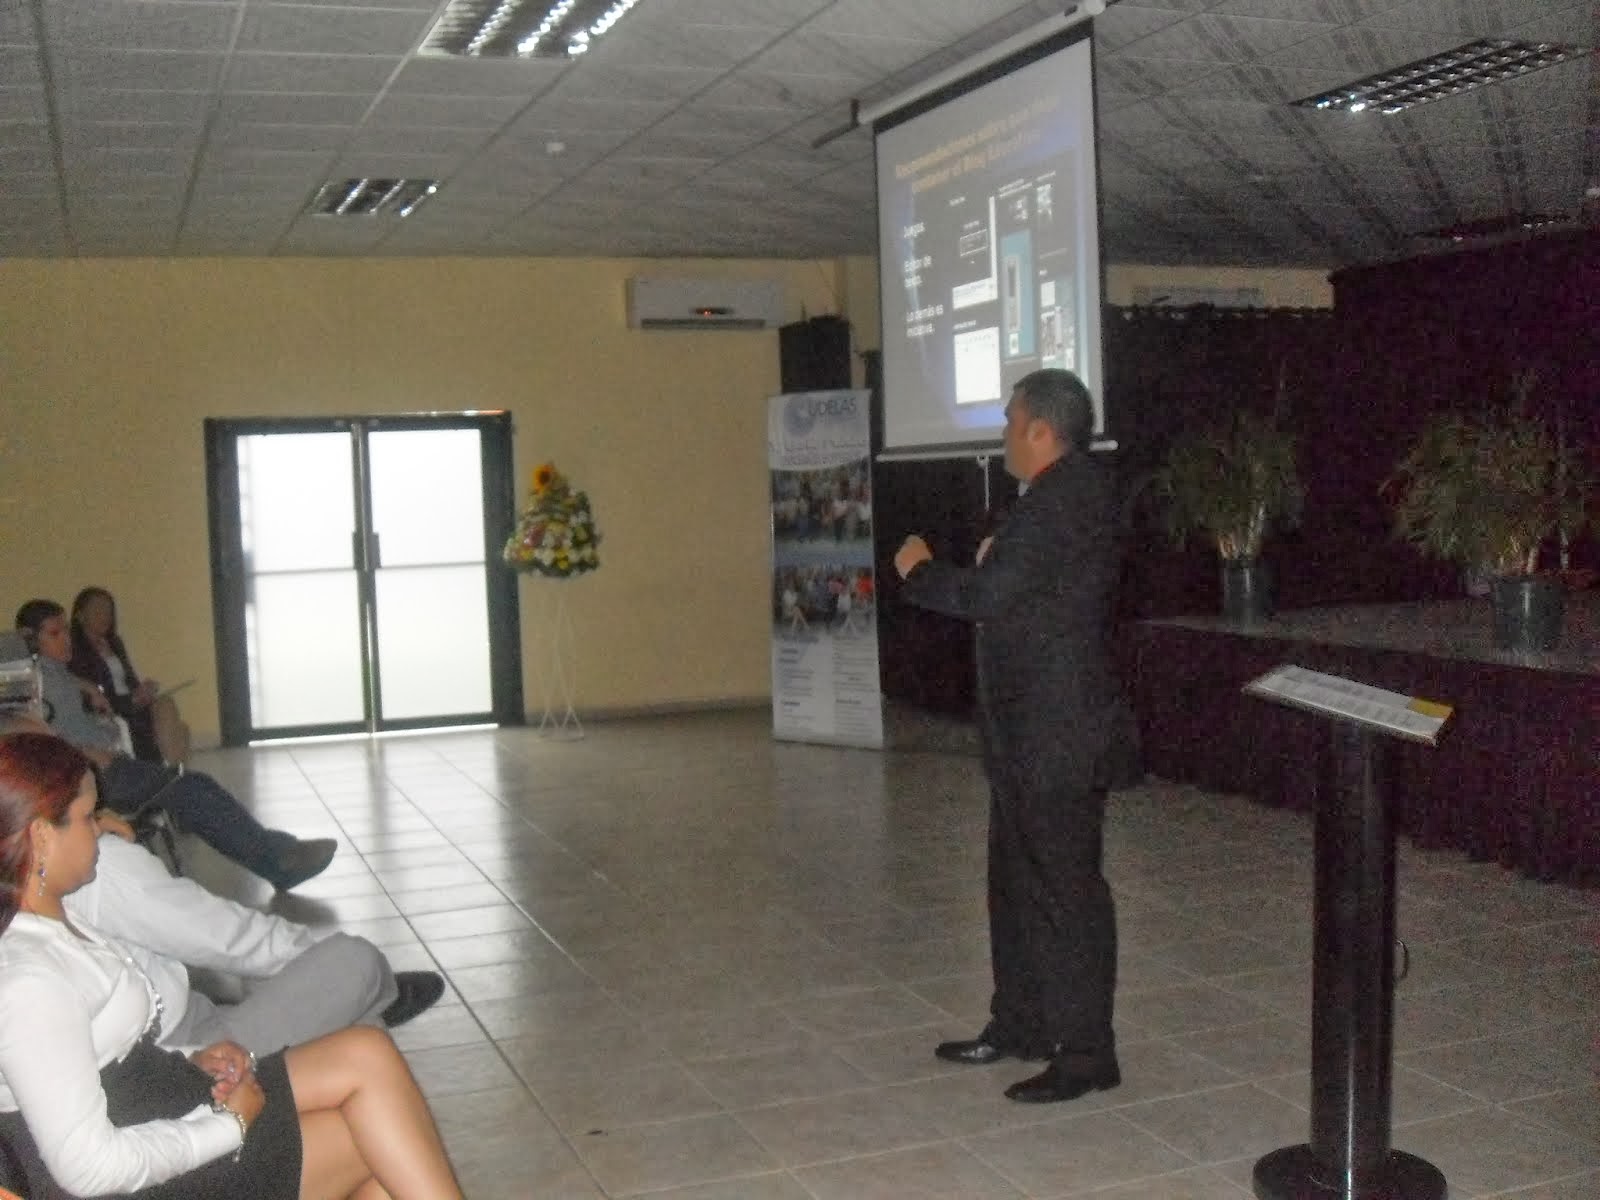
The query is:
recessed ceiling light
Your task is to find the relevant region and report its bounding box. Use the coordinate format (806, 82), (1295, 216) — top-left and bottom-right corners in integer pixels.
(1292, 39), (1589, 115)
(309, 179), (439, 218)
(422, 0), (646, 59)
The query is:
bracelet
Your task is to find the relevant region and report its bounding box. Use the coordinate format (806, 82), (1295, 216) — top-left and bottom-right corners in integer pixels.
(213, 1102), (248, 1162)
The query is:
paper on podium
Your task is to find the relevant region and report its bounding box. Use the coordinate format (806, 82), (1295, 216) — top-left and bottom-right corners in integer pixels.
(1245, 664), (1452, 745)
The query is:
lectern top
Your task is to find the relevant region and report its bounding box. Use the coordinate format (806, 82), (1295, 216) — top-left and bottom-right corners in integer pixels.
(1244, 664), (1452, 745)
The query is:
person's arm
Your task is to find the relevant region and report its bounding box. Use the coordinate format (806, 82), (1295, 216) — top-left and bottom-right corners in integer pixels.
(73, 835), (322, 977)
(898, 501), (1069, 623)
(1, 712), (118, 768)
(0, 967), (240, 1195)
(69, 672), (112, 714)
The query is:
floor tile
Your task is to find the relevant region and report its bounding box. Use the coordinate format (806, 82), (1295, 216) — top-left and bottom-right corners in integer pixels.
(733, 1087), (936, 1167)
(570, 1114), (777, 1196)
(962, 1111), (1192, 1195)
(1396, 1107), (1600, 1197)
(1116, 1082), (1314, 1165)
(688, 1044), (874, 1109)
(793, 1142), (1026, 1199)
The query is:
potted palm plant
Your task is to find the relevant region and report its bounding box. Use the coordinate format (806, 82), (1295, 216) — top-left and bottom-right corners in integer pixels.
(1384, 378), (1592, 651)
(1153, 408), (1303, 623)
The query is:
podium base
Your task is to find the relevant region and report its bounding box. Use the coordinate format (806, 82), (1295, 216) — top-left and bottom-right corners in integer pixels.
(1253, 1146), (1447, 1200)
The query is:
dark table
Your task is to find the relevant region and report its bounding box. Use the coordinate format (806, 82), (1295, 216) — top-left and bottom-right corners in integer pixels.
(1124, 596), (1600, 884)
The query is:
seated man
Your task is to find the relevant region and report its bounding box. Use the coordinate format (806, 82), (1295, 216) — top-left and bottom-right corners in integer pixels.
(15, 598), (336, 891)
(73, 817), (445, 1052)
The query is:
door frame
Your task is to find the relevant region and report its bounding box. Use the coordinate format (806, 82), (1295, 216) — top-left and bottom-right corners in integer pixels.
(204, 412), (524, 746)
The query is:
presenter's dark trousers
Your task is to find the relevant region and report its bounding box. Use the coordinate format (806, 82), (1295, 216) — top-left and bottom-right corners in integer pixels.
(985, 768), (1117, 1061)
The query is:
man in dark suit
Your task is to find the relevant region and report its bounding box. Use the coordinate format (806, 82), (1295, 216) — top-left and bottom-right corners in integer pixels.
(894, 368), (1128, 1103)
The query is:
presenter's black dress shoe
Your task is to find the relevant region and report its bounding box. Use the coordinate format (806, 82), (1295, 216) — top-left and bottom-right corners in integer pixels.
(935, 1024), (1050, 1066)
(935, 1035), (1011, 1065)
(1004, 1054), (1121, 1104)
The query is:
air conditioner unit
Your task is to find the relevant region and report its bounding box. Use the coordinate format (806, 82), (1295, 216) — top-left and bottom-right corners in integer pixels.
(626, 277), (784, 331)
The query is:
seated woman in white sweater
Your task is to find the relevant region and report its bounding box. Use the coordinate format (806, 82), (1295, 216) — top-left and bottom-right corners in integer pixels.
(0, 732), (464, 1200)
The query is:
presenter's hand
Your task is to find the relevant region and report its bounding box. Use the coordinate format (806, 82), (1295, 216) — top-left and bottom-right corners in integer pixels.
(894, 535), (932, 579)
(976, 535), (995, 565)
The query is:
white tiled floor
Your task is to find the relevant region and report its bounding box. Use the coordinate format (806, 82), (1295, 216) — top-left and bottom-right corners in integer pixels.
(186, 711), (1598, 1199)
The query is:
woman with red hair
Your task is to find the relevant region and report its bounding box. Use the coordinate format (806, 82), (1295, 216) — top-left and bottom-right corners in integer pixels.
(0, 733), (464, 1200)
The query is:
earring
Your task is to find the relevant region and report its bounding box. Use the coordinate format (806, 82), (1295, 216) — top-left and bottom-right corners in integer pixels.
(35, 858), (46, 898)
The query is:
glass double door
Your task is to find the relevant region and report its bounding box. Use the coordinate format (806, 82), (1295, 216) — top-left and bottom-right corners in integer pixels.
(206, 413), (522, 744)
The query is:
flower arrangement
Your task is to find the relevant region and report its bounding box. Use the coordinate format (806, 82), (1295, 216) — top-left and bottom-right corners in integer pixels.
(503, 462), (601, 578)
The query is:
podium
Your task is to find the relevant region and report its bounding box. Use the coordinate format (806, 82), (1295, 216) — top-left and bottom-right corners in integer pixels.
(1243, 665), (1453, 1200)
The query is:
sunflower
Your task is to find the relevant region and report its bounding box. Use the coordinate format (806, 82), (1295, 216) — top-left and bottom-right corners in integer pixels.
(531, 462), (558, 495)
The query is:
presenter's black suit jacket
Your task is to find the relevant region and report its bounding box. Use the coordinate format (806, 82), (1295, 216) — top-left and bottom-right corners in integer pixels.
(902, 452), (1131, 793)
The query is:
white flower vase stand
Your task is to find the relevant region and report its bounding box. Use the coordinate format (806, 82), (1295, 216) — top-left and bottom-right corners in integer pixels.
(527, 580), (583, 740)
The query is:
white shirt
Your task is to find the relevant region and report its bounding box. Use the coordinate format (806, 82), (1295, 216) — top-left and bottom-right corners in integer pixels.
(0, 912), (241, 1195)
(64, 834), (326, 1043)
(102, 652), (131, 697)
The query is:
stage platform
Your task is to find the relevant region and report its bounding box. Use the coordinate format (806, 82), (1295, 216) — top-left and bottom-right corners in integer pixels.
(1125, 595), (1599, 885)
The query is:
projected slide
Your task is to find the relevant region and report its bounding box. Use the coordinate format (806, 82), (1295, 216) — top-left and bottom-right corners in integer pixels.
(876, 31), (1102, 453)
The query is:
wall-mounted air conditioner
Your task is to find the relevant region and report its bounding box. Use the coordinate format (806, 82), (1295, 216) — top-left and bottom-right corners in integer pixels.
(626, 277), (784, 331)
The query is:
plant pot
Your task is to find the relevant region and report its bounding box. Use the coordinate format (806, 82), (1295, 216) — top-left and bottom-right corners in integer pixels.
(1221, 561), (1273, 624)
(1490, 575), (1564, 651)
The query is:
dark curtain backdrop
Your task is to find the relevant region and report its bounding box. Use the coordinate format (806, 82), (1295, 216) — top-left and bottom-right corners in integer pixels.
(875, 230), (1600, 714)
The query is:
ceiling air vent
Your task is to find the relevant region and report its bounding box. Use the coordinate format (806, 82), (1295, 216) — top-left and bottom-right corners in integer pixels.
(310, 179), (438, 218)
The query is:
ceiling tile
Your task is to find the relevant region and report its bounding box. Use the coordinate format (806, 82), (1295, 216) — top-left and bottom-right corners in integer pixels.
(53, 49), (225, 92)
(44, 1), (238, 53)
(809, 0), (1018, 45)
(214, 91), (374, 125)
(224, 52), (401, 94)
(235, 6), (431, 56)
(363, 93), (529, 128)
(389, 55), (567, 97)
(0, 47), (41, 86)
(210, 121), (352, 151)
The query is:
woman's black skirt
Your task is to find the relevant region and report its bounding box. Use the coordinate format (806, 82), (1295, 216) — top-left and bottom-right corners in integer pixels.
(0, 1039), (301, 1200)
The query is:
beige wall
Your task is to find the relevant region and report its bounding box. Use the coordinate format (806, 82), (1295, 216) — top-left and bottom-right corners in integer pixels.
(1, 254), (1327, 744)
(1105, 262), (1333, 309)
(0, 257), (845, 743)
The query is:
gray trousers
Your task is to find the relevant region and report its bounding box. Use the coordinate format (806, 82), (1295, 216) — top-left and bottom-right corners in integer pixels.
(166, 933), (397, 1055)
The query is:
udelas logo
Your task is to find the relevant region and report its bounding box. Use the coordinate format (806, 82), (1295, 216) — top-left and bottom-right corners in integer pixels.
(784, 393), (858, 436)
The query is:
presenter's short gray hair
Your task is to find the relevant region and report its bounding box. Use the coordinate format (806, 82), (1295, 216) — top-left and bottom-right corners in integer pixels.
(1012, 369), (1094, 452)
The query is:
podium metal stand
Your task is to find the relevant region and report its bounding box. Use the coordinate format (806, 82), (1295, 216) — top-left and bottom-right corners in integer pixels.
(1244, 666), (1453, 1200)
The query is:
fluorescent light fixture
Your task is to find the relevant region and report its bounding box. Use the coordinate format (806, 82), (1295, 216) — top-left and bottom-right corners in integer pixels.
(309, 179), (439, 218)
(422, 0), (648, 59)
(1292, 39), (1588, 115)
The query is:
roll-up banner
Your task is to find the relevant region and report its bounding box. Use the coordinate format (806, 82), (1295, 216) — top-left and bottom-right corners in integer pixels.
(767, 390), (884, 749)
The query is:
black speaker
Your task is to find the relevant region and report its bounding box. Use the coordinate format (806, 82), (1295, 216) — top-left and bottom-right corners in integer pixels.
(779, 315), (852, 393)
